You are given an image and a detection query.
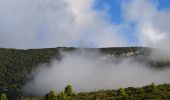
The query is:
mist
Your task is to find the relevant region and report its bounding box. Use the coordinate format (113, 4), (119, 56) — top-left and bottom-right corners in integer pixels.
(1, 0), (170, 97)
(23, 49), (170, 96)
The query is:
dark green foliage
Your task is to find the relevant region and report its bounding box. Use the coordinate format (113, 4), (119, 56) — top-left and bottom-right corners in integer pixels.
(150, 82), (158, 92)
(100, 47), (150, 57)
(45, 90), (57, 100)
(57, 92), (67, 100)
(23, 84), (170, 100)
(0, 47), (74, 99)
(44, 85), (77, 100)
(64, 85), (72, 96)
(76, 84), (170, 100)
(117, 88), (126, 96)
(0, 47), (170, 99)
(62, 85), (77, 100)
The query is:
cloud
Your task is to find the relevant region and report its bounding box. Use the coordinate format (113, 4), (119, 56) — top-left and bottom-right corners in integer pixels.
(123, 0), (170, 50)
(0, 0), (128, 49)
(23, 50), (170, 96)
(18, 0), (170, 96)
(1, 0), (170, 49)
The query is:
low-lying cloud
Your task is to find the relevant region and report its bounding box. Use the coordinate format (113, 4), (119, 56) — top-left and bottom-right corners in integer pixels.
(1, 0), (170, 97)
(23, 50), (170, 96)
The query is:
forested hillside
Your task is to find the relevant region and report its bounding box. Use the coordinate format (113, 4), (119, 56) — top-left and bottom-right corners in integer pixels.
(0, 47), (169, 100)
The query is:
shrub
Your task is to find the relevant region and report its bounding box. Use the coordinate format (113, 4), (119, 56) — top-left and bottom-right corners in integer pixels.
(64, 85), (72, 96)
(117, 88), (126, 96)
(1, 93), (7, 100)
(57, 92), (67, 100)
(45, 90), (57, 100)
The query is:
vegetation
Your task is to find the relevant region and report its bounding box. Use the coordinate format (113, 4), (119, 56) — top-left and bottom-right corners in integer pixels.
(117, 88), (126, 96)
(45, 91), (57, 100)
(0, 47), (169, 99)
(57, 92), (67, 100)
(44, 85), (76, 100)
(1, 93), (7, 100)
(22, 84), (170, 100)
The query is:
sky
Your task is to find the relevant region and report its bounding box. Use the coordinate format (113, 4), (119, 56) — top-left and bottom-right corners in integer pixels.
(95, 0), (170, 23)
(0, 0), (170, 49)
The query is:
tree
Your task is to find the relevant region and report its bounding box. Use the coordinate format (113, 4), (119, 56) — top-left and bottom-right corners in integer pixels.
(63, 85), (77, 99)
(64, 85), (72, 96)
(117, 88), (126, 96)
(1, 93), (7, 100)
(57, 92), (67, 100)
(150, 82), (158, 93)
(45, 90), (57, 100)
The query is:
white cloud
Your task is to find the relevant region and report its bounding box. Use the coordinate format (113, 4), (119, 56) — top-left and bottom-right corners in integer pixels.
(0, 0), (128, 49)
(1, 0), (170, 49)
(123, 0), (170, 50)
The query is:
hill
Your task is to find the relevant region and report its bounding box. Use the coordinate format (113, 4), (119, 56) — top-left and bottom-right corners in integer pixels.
(0, 47), (170, 99)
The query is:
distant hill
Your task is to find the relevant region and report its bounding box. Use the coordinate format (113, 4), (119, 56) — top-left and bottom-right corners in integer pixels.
(0, 47), (169, 99)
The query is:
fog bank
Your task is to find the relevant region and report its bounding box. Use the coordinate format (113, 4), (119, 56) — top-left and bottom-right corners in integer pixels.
(23, 50), (170, 96)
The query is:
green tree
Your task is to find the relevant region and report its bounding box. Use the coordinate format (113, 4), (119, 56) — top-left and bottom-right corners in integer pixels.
(117, 88), (126, 96)
(45, 90), (57, 100)
(150, 82), (158, 93)
(1, 93), (7, 100)
(57, 92), (67, 100)
(64, 85), (72, 96)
